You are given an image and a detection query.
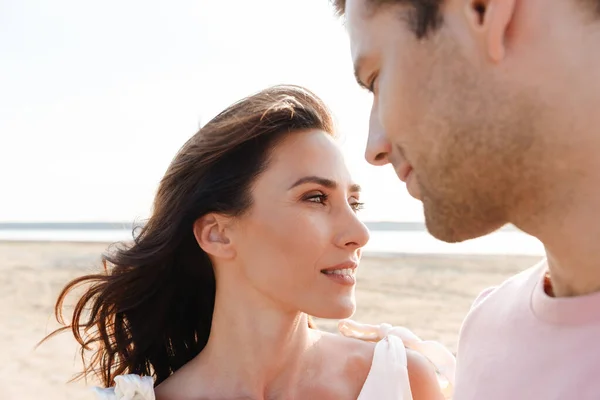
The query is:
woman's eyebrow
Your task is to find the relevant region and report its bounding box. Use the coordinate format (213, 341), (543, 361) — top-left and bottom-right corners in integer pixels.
(288, 176), (361, 193)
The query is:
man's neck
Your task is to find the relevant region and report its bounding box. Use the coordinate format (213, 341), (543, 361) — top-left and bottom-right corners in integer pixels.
(526, 185), (600, 297)
(545, 249), (600, 298)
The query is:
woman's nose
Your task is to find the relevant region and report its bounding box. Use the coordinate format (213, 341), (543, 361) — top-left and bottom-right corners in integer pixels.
(337, 212), (370, 251)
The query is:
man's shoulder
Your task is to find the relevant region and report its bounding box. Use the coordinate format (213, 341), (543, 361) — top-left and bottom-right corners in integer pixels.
(470, 259), (547, 311)
(458, 259), (546, 346)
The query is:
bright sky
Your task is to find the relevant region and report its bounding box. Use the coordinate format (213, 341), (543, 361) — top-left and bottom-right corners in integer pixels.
(0, 0), (424, 223)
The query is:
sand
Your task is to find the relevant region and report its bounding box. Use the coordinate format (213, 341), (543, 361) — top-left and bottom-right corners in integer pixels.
(0, 241), (542, 399)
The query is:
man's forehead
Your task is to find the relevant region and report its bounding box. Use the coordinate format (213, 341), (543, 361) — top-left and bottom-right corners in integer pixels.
(345, 0), (373, 26)
(345, 0), (371, 58)
(346, 0), (402, 25)
(345, 0), (382, 82)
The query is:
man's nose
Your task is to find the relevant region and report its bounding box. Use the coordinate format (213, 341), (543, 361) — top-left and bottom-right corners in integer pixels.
(365, 107), (391, 166)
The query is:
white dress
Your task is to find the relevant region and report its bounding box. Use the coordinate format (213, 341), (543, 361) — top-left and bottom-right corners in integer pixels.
(93, 321), (455, 400)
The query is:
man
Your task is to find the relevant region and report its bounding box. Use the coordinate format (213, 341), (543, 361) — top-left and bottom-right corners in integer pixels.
(332, 0), (600, 398)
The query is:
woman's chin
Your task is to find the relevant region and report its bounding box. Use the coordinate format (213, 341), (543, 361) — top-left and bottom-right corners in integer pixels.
(310, 298), (356, 320)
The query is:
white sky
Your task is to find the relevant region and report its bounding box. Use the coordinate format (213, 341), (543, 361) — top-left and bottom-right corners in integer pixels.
(0, 0), (424, 222)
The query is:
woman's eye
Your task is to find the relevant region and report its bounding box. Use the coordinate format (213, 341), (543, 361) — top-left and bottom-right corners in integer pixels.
(350, 202), (365, 212)
(306, 193), (328, 204)
(304, 193), (364, 212)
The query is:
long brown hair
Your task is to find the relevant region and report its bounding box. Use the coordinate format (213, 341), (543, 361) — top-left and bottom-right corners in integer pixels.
(43, 85), (334, 388)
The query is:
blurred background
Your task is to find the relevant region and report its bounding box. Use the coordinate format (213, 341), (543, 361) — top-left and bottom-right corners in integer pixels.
(0, 0), (543, 398)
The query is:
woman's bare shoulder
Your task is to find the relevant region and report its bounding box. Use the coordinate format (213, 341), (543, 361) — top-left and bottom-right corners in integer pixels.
(315, 330), (376, 374)
(316, 330), (444, 400)
(406, 349), (445, 400)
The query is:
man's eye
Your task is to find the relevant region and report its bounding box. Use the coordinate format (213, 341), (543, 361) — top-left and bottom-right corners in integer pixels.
(368, 75), (378, 93)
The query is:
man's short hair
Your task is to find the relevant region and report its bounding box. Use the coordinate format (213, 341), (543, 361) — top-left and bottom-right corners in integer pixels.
(332, 0), (600, 38)
(331, 0), (443, 38)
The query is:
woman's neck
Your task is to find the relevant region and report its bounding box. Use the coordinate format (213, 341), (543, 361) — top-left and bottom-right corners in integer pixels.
(192, 283), (320, 399)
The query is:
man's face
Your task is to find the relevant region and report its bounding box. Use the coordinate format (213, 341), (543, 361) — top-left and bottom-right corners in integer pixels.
(345, 0), (549, 242)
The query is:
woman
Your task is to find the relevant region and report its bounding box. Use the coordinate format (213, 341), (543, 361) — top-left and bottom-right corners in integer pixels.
(46, 85), (443, 399)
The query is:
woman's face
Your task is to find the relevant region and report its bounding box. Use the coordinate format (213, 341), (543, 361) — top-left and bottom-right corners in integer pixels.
(228, 129), (370, 319)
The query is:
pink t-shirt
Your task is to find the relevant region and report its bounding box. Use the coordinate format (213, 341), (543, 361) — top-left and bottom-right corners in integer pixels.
(453, 260), (600, 399)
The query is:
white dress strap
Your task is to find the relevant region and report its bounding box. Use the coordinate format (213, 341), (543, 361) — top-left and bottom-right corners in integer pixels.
(357, 334), (413, 400)
(92, 374), (155, 400)
(340, 319), (455, 399)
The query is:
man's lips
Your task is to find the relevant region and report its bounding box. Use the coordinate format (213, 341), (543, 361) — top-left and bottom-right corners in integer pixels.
(396, 163), (413, 183)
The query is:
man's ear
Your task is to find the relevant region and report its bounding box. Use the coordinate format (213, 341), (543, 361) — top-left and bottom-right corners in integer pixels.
(463, 0), (517, 62)
(193, 213), (236, 259)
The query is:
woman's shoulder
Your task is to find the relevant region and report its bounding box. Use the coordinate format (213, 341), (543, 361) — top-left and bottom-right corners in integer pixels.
(92, 374), (155, 400)
(337, 331), (444, 399)
(318, 329), (419, 399)
(317, 330), (376, 372)
(337, 319), (450, 399)
(316, 328), (425, 375)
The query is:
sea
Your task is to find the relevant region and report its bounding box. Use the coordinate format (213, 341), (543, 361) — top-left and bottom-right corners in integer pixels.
(0, 222), (545, 256)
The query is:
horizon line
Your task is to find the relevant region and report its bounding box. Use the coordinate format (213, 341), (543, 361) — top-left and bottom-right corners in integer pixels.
(0, 221), (518, 232)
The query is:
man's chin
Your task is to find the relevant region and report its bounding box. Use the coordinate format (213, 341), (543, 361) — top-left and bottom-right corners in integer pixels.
(407, 189), (422, 201)
(423, 208), (506, 243)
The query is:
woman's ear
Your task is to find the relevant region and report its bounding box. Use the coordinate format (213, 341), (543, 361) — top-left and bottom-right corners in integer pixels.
(193, 213), (236, 259)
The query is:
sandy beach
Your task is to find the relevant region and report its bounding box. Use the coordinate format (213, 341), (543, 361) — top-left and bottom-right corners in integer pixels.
(1, 241), (542, 399)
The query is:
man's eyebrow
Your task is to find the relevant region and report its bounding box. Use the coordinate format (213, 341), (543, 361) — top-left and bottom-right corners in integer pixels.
(289, 176), (362, 193)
